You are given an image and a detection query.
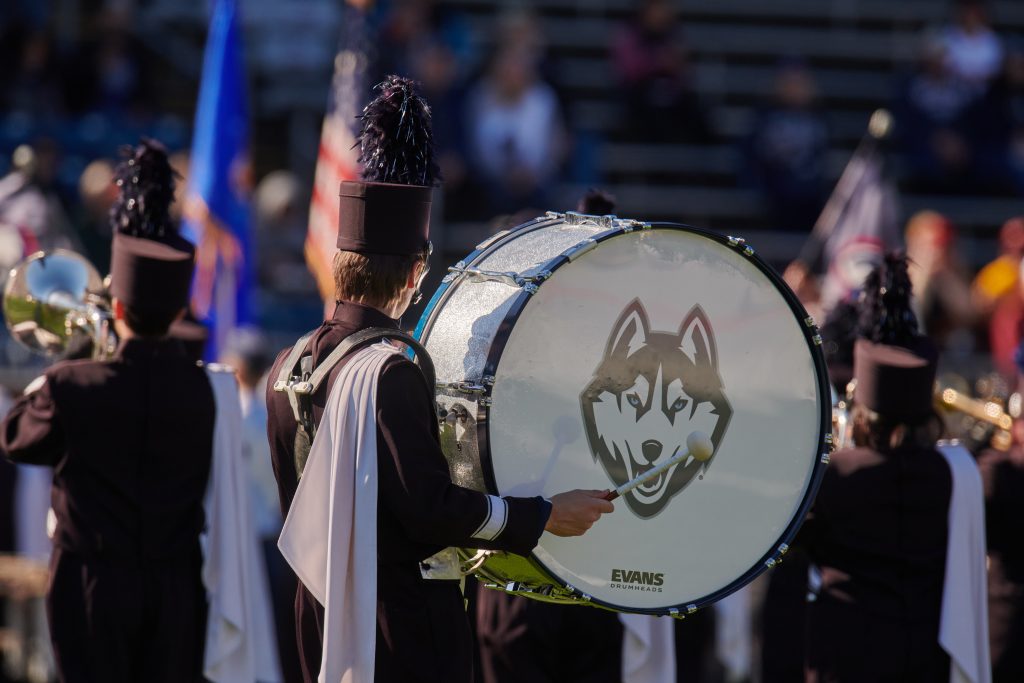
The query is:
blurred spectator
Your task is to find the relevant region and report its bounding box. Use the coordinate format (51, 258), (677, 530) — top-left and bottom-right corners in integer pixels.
(743, 59), (828, 232)
(1, 28), (64, 121)
(895, 36), (982, 193)
(465, 45), (566, 215)
(0, 143), (76, 253)
(375, 0), (476, 84)
(904, 210), (975, 354)
(75, 158), (116, 273)
(220, 328), (278, 542)
(62, 8), (150, 119)
(611, 0), (710, 143)
(254, 170), (316, 296)
(974, 217), (1024, 316)
(985, 219), (1024, 379)
(988, 41), (1024, 190)
(407, 39), (473, 219)
(941, 0), (1004, 88)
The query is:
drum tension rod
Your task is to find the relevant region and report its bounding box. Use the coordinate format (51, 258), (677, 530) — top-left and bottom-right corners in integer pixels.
(444, 266), (552, 293)
(437, 376), (494, 396)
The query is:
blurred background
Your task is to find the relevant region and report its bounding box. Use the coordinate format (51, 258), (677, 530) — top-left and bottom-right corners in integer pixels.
(0, 1), (1023, 681)
(0, 0), (1021, 351)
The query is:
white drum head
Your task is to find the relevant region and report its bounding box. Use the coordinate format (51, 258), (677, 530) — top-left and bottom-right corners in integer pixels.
(486, 227), (826, 610)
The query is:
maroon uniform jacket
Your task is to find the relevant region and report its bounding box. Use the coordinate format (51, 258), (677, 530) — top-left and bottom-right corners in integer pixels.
(977, 447), (1024, 682)
(0, 338), (214, 683)
(800, 445), (952, 682)
(265, 301), (551, 683)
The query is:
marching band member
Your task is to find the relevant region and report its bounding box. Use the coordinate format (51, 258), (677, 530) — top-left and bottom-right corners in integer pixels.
(267, 76), (612, 683)
(975, 346), (1024, 682)
(800, 254), (990, 683)
(0, 140), (278, 683)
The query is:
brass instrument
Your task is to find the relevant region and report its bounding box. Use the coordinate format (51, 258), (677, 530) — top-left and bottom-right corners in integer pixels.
(3, 250), (116, 359)
(936, 384), (1017, 452)
(833, 377), (1018, 452)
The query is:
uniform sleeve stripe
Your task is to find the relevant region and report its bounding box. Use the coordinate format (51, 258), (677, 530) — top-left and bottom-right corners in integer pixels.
(471, 495), (508, 542)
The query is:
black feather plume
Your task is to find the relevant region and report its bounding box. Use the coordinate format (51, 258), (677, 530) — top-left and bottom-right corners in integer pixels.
(110, 138), (179, 238)
(358, 75), (439, 186)
(857, 252), (921, 347)
(576, 188), (617, 215)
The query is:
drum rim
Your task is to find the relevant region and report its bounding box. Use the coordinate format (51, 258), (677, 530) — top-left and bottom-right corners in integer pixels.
(417, 216), (832, 615)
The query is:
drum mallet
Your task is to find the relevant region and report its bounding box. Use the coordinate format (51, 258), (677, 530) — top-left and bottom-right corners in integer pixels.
(603, 431), (714, 501)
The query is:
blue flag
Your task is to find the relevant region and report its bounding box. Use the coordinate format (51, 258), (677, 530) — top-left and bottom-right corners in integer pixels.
(183, 0), (251, 360)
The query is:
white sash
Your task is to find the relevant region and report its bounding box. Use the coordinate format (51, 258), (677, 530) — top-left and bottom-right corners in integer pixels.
(715, 585), (753, 682)
(202, 365), (282, 683)
(278, 343), (399, 683)
(937, 442), (991, 683)
(619, 613), (676, 683)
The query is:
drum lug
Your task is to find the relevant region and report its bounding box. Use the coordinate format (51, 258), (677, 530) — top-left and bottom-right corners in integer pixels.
(778, 543), (790, 556)
(804, 315), (817, 328)
(618, 219), (650, 232)
(727, 235), (756, 257)
(812, 334), (823, 346)
(821, 451), (831, 464)
(668, 607), (683, 619)
(479, 396), (493, 407)
(687, 604), (698, 615)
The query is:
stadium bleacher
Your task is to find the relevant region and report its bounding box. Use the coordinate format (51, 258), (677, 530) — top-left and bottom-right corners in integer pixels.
(440, 0), (1024, 264)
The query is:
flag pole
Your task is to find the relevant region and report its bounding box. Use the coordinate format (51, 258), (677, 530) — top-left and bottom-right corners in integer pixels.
(806, 108), (893, 245)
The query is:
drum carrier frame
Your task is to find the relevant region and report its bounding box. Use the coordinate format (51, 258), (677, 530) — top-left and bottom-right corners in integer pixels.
(415, 210), (834, 618)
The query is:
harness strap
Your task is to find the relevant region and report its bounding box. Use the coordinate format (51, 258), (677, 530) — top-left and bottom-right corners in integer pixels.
(273, 331), (315, 424)
(272, 325), (436, 479)
(306, 327), (435, 396)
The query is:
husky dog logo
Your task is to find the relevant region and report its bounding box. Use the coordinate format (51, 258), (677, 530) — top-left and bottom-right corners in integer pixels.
(580, 299), (732, 519)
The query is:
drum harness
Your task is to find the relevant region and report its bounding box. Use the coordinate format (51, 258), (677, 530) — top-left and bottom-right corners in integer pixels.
(273, 326), (435, 479)
(273, 327), (481, 582)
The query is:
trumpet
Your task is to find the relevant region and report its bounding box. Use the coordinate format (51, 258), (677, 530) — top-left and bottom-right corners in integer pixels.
(936, 385), (1015, 451)
(3, 250), (116, 359)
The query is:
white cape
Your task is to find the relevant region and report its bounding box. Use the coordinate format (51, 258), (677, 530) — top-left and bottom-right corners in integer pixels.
(278, 344), (399, 683)
(937, 442), (991, 683)
(619, 613), (676, 683)
(203, 364), (282, 683)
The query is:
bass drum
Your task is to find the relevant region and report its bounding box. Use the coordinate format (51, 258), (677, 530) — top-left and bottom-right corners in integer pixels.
(415, 212), (831, 616)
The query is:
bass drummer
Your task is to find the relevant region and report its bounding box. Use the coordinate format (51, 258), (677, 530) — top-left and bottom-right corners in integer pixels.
(265, 76), (613, 683)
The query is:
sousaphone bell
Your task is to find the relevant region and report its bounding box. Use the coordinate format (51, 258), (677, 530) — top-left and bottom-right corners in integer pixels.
(3, 249), (115, 359)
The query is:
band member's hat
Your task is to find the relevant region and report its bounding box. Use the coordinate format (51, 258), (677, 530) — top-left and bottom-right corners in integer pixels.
(336, 76), (437, 257)
(107, 139), (194, 317)
(853, 338), (938, 420)
(337, 181), (432, 255)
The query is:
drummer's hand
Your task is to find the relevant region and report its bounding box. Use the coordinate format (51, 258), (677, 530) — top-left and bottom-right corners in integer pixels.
(545, 489), (614, 537)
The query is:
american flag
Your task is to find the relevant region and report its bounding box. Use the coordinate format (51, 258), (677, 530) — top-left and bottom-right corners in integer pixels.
(305, 6), (372, 299)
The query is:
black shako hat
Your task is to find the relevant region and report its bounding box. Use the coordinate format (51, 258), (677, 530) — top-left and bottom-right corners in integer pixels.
(337, 75), (439, 256)
(108, 139), (194, 316)
(854, 337), (938, 420)
(852, 253), (938, 420)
